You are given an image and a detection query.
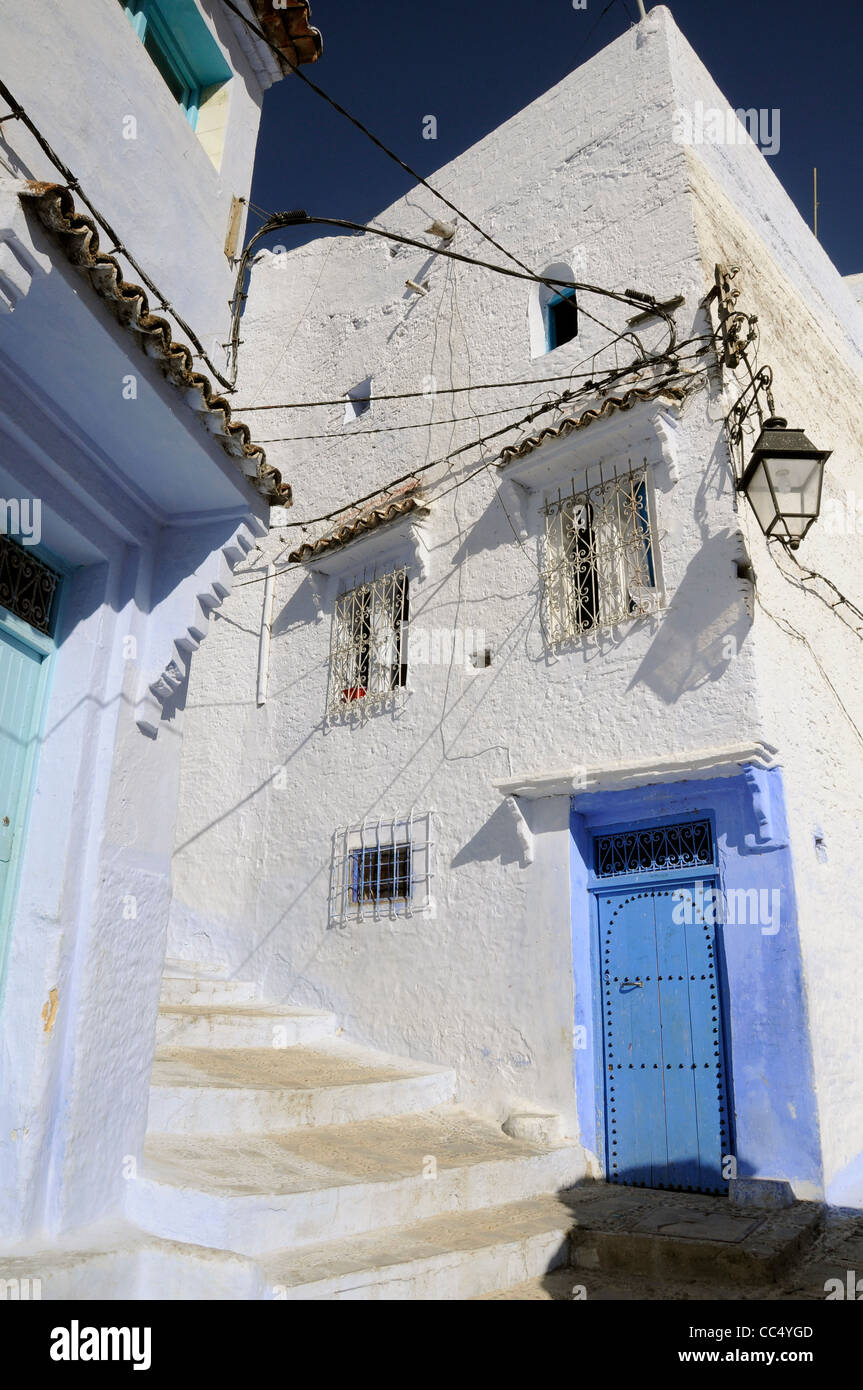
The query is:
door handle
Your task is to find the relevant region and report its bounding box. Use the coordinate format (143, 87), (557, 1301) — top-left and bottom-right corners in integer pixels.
(621, 979), (644, 988)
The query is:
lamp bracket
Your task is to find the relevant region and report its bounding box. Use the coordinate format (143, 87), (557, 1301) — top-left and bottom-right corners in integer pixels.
(712, 264), (757, 370)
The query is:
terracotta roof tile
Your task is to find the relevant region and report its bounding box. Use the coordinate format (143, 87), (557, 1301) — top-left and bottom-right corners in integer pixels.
(497, 383), (688, 464)
(250, 0), (323, 68)
(288, 483), (426, 563)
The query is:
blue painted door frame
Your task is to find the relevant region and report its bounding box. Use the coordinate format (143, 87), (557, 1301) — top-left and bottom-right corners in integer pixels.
(595, 854), (730, 1194)
(570, 774), (823, 1199)
(0, 568), (63, 1004)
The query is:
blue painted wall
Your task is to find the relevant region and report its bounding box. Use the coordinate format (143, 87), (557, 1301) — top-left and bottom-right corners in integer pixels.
(570, 769), (823, 1195)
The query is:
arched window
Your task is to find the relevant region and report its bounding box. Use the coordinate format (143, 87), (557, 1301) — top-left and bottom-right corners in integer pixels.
(529, 262), (578, 358)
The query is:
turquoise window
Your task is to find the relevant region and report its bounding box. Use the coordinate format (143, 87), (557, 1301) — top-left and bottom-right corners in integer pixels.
(546, 287), (578, 350)
(122, 1), (231, 131)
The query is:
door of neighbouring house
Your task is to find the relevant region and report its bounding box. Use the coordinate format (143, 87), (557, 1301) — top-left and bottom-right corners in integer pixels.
(0, 541), (61, 987)
(593, 819), (730, 1195)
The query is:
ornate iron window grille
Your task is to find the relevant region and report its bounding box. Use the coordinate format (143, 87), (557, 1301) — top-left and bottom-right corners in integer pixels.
(595, 819), (714, 879)
(0, 536), (61, 637)
(328, 568), (409, 722)
(330, 809), (434, 925)
(542, 463), (659, 645)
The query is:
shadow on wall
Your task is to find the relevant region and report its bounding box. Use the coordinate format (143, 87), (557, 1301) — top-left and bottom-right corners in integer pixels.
(272, 575), (324, 639)
(628, 529), (752, 704)
(451, 800), (526, 870)
(450, 491), (535, 567)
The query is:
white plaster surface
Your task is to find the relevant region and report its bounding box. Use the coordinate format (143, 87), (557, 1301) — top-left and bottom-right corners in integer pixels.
(0, 0), (270, 350)
(0, 0), (276, 1248)
(169, 8), (863, 1206)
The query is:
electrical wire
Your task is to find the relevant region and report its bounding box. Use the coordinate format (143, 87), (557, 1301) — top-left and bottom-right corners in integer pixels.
(769, 542), (863, 638)
(226, 209), (676, 385)
(233, 369), (613, 412)
(219, 0), (638, 309)
(230, 361), (703, 594)
(0, 78), (235, 391)
(219, 0), (679, 386)
(251, 341), (713, 442)
(253, 401), (567, 444)
(281, 388), (584, 530)
(709, 276), (863, 642)
(250, 362), (696, 544)
(755, 591), (863, 750)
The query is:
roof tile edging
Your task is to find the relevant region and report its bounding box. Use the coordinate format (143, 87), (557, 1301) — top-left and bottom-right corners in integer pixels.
(497, 382), (689, 465)
(288, 486), (427, 564)
(250, 0), (323, 70)
(19, 182), (291, 507)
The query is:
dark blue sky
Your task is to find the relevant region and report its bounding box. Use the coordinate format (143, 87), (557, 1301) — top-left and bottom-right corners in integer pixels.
(250, 0), (861, 276)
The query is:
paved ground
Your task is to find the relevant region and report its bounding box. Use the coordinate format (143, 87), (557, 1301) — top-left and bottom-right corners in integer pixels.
(477, 1190), (863, 1300)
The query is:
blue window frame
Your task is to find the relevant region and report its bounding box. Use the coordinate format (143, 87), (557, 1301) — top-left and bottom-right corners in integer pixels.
(350, 844), (413, 905)
(546, 288), (578, 350)
(632, 476), (656, 598)
(122, 1), (231, 131)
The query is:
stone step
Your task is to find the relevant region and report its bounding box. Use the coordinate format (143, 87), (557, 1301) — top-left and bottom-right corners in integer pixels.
(159, 977), (258, 1006)
(146, 1042), (457, 1134)
(156, 1003), (338, 1050)
(260, 1194), (575, 1300)
(0, 1220), (263, 1300)
(126, 1109), (588, 1256)
(565, 1183), (822, 1285)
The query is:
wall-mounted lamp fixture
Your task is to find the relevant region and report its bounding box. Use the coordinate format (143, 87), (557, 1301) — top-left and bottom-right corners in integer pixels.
(737, 416), (830, 550)
(724, 352), (831, 550)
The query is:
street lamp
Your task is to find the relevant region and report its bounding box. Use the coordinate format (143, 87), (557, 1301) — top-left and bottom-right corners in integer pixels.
(737, 416), (830, 550)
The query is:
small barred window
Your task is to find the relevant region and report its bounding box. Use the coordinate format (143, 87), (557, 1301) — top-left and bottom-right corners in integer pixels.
(328, 568), (409, 721)
(330, 810), (434, 925)
(542, 464), (659, 644)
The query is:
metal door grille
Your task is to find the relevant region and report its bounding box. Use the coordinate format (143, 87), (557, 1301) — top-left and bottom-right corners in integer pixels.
(543, 463), (658, 645)
(0, 537), (61, 636)
(595, 819), (714, 879)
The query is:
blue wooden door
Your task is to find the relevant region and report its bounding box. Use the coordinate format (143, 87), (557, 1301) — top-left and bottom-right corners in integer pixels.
(0, 621), (51, 978)
(598, 880), (728, 1193)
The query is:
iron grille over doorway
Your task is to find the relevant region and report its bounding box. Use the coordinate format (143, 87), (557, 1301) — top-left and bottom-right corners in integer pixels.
(594, 819), (714, 878)
(0, 537), (61, 637)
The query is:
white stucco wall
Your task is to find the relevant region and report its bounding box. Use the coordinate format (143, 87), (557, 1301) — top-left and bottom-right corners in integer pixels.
(666, 29), (863, 1194)
(169, 10), (767, 1138)
(0, 0), (272, 348)
(169, 8), (863, 1194)
(0, 0), (277, 1239)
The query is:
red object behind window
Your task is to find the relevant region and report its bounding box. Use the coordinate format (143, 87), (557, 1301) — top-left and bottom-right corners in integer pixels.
(342, 686), (366, 703)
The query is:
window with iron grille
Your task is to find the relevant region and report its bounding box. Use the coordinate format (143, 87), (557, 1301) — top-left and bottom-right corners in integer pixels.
(352, 844), (412, 904)
(328, 569), (409, 720)
(542, 463), (659, 644)
(0, 537), (61, 637)
(330, 811), (433, 925)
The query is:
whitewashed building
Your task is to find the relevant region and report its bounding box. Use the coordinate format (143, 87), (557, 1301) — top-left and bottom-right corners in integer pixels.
(165, 4), (863, 1249)
(4, 3), (863, 1301)
(0, 0), (320, 1261)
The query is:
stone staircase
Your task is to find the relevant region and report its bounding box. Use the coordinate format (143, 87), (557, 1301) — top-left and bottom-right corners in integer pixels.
(124, 963), (589, 1298)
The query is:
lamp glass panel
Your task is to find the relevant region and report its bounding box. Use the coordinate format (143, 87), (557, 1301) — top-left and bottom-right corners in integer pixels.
(744, 459), (779, 534)
(764, 457), (822, 522)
